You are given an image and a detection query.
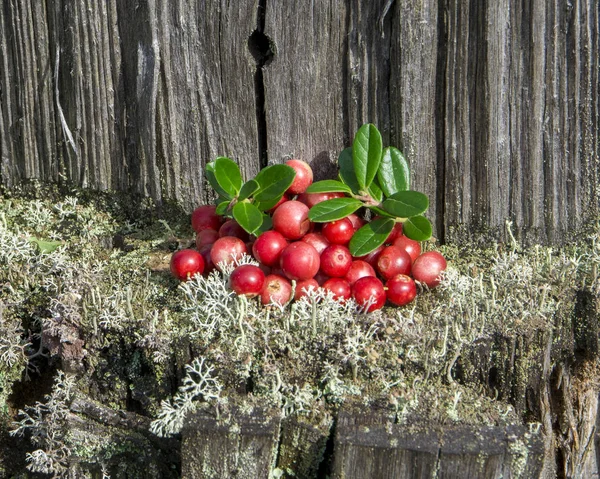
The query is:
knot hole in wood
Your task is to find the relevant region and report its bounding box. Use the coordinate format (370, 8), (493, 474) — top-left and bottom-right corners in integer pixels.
(248, 30), (275, 68)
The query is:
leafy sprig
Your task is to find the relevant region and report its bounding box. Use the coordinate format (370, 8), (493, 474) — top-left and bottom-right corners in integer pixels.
(307, 124), (432, 255)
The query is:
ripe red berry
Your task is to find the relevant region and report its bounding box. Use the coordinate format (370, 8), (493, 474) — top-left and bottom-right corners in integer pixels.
(393, 235), (421, 263)
(252, 231), (288, 267)
(355, 244), (385, 268)
(229, 265), (265, 297)
(346, 213), (365, 231)
(267, 194), (290, 214)
(301, 232), (330, 255)
(219, 219), (250, 242)
(294, 278), (319, 300)
(322, 218), (354, 245)
(197, 244), (216, 275)
(320, 245), (352, 278)
(386, 222), (404, 244)
(191, 205), (222, 232)
(322, 278), (351, 302)
(170, 249), (205, 281)
(272, 200), (311, 240)
(196, 229), (220, 249)
(260, 274), (293, 305)
(210, 237), (247, 271)
(412, 251), (447, 288)
(285, 159), (314, 195)
(280, 241), (320, 281)
(352, 276), (386, 312)
(386, 274), (417, 306)
(377, 246), (412, 280)
(345, 260), (376, 286)
(297, 191), (345, 208)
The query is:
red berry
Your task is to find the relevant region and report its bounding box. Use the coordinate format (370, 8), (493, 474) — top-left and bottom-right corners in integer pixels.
(347, 213), (365, 231)
(260, 274), (293, 305)
(386, 222), (404, 244)
(352, 276), (386, 312)
(301, 232), (330, 255)
(320, 245), (352, 278)
(267, 194), (290, 214)
(229, 265), (265, 297)
(393, 235), (421, 263)
(197, 244), (216, 275)
(377, 246), (412, 280)
(322, 218), (354, 245)
(386, 274), (417, 306)
(322, 278), (351, 301)
(285, 159), (314, 195)
(297, 191), (345, 208)
(345, 260), (376, 286)
(280, 241), (320, 281)
(412, 251), (447, 288)
(170, 249), (205, 281)
(355, 244), (385, 268)
(272, 201), (311, 240)
(191, 205), (222, 232)
(219, 219), (250, 242)
(313, 271), (329, 285)
(196, 229), (220, 249)
(210, 237), (247, 271)
(252, 231), (288, 267)
(294, 279), (319, 300)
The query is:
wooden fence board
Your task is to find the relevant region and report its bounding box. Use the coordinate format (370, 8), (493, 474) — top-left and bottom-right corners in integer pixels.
(0, 2), (598, 240)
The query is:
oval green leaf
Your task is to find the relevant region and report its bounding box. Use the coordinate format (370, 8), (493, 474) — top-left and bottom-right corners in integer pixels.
(232, 202), (264, 235)
(368, 180), (383, 203)
(352, 124), (382, 190)
(338, 147), (361, 194)
(214, 157), (243, 197)
(254, 164), (296, 202)
(238, 179), (259, 201)
(402, 215), (432, 241)
(257, 214), (273, 234)
(308, 198), (363, 223)
(306, 180), (352, 194)
(215, 198), (231, 216)
(377, 147), (410, 197)
(206, 162), (232, 199)
(382, 191), (429, 218)
(367, 205), (395, 218)
(348, 217), (395, 257)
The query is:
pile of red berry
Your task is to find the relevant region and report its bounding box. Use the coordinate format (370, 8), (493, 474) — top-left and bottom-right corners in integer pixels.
(170, 158), (447, 312)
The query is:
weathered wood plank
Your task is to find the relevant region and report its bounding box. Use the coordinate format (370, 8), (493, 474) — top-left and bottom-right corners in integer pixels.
(332, 405), (544, 479)
(263, 1), (347, 181)
(182, 403), (281, 479)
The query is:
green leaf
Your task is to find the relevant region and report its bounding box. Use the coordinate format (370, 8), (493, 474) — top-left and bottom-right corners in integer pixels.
(377, 147), (410, 197)
(308, 198), (363, 223)
(338, 147), (361, 194)
(254, 164), (296, 202)
(29, 238), (62, 254)
(382, 191), (429, 218)
(352, 124), (382, 190)
(348, 218), (395, 257)
(254, 196), (281, 212)
(206, 162), (232, 199)
(215, 198), (231, 216)
(402, 215), (432, 241)
(232, 202), (264, 235)
(368, 180), (383, 203)
(238, 179), (259, 201)
(306, 180), (352, 195)
(367, 205), (395, 218)
(214, 157), (243, 197)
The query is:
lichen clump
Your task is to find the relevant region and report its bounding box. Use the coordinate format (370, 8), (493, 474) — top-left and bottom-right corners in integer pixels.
(1, 182), (599, 476)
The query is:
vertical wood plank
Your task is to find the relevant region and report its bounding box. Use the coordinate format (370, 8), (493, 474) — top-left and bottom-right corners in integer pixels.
(390, 0), (440, 237)
(263, 0), (347, 180)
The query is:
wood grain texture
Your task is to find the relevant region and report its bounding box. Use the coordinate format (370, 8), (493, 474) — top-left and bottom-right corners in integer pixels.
(0, 1), (598, 237)
(331, 405), (544, 479)
(181, 403), (281, 479)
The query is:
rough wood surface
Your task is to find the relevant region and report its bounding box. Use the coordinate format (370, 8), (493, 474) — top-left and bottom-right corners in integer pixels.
(181, 403), (281, 479)
(332, 405), (544, 479)
(0, 1), (598, 241)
